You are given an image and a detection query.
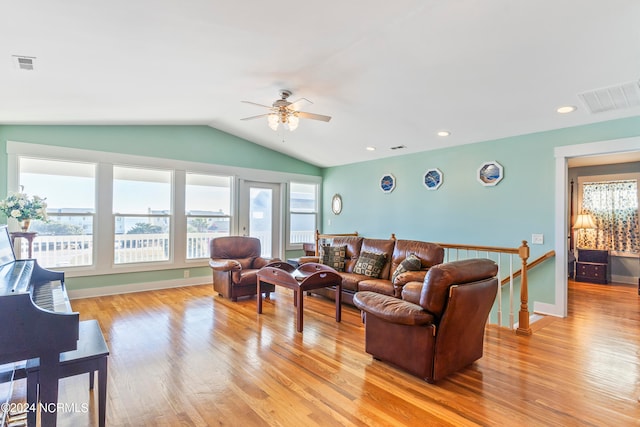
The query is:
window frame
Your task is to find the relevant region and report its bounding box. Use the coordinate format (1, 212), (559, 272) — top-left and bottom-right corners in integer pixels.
(578, 172), (640, 257)
(286, 181), (320, 250)
(112, 164), (174, 265)
(16, 157), (98, 269)
(185, 172), (233, 260)
(6, 141), (322, 277)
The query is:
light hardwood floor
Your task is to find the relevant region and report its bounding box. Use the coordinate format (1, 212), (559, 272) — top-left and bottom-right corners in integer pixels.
(22, 280), (640, 426)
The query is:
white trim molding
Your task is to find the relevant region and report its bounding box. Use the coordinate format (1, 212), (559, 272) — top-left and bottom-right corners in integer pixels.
(548, 136), (640, 318)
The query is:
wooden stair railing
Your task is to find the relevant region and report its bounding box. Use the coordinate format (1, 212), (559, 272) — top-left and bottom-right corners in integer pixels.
(500, 250), (556, 286)
(314, 233), (554, 336)
(434, 241), (534, 335)
(313, 230), (359, 256)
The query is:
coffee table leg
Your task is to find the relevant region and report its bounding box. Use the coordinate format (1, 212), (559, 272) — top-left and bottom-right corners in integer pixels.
(257, 278), (263, 314)
(296, 286), (304, 332)
(335, 282), (342, 323)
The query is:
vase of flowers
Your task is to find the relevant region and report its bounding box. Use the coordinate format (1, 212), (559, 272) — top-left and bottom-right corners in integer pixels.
(0, 190), (48, 231)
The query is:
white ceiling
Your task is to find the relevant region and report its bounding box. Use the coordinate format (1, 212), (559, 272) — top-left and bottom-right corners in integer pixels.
(1, 1), (640, 168)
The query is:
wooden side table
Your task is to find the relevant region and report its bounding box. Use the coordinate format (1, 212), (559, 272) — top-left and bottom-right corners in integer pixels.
(257, 262), (342, 332)
(9, 231), (38, 259)
(575, 248), (609, 284)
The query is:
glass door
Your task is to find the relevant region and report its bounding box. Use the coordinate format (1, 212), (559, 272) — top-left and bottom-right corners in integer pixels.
(239, 181), (281, 258)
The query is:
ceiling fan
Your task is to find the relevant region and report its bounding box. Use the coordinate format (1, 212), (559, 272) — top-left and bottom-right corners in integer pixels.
(241, 89), (332, 131)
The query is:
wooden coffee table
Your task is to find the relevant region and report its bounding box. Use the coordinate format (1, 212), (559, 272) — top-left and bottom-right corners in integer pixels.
(257, 262), (342, 332)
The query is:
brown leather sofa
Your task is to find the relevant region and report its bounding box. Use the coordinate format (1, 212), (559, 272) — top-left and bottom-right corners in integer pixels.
(209, 236), (275, 301)
(303, 236), (444, 305)
(353, 258), (499, 383)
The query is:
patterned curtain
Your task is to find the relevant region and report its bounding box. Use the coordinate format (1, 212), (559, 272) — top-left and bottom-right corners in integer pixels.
(577, 180), (639, 253)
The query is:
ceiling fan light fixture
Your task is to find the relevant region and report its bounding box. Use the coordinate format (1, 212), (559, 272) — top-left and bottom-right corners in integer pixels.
(242, 90), (332, 133)
(268, 114), (279, 131)
(288, 114), (299, 131)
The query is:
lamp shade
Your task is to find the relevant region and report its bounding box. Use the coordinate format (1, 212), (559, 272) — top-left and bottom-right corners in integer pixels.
(573, 213), (596, 230)
(267, 114), (279, 131)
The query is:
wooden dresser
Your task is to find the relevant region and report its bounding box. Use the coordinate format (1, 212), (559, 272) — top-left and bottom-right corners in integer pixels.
(575, 248), (609, 284)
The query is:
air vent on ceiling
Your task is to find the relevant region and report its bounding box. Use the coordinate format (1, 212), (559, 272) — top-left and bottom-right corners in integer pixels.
(12, 55), (36, 71)
(578, 80), (640, 114)
(390, 145), (406, 150)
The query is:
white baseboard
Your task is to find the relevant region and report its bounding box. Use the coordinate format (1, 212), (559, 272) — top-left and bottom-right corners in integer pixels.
(533, 301), (564, 318)
(611, 274), (638, 285)
(68, 276), (210, 300)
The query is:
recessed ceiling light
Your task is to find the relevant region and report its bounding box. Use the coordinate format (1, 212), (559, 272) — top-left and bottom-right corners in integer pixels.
(437, 130), (451, 137)
(556, 105), (577, 114)
(366, 146), (376, 151)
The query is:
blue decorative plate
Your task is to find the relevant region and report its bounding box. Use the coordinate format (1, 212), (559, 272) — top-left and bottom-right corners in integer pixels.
(423, 168), (443, 190)
(380, 174), (395, 193)
(477, 161), (504, 186)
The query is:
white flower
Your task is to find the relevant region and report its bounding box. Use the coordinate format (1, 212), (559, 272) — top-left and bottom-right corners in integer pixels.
(10, 209), (21, 218)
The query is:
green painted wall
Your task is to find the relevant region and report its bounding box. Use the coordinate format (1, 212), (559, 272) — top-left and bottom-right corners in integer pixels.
(0, 125), (321, 176)
(0, 125), (321, 291)
(321, 116), (640, 307)
(2, 118), (639, 300)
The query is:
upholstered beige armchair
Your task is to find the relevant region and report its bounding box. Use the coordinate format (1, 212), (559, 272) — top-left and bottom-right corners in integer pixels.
(209, 236), (276, 301)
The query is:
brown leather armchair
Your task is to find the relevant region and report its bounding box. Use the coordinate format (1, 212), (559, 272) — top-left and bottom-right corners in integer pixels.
(353, 258), (498, 383)
(209, 236), (276, 301)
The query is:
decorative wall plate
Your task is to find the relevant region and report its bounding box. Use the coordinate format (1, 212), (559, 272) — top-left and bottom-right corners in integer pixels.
(331, 194), (342, 215)
(423, 168), (443, 190)
(380, 174), (396, 193)
(477, 161), (504, 186)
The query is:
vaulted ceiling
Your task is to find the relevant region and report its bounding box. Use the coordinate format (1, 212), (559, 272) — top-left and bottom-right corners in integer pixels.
(2, 1), (639, 167)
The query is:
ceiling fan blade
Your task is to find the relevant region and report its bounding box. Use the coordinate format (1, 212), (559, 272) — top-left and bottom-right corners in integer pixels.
(297, 111), (332, 122)
(240, 114), (270, 121)
(241, 100), (272, 109)
(287, 98), (313, 111)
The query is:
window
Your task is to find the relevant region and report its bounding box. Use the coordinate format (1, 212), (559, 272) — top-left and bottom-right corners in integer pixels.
(8, 141), (321, 277)
(113, 166), (172, 264)
(289, 182), (318, 246)
(579, 179), (639, 254)
(18, 158), (96, 268)
(185, 173), (232, 259)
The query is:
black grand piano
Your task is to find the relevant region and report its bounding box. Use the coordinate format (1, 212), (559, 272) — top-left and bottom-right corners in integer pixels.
(0, 225), (79, 427)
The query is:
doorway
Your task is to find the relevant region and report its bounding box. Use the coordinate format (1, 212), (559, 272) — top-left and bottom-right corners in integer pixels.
(238, 180), (281, 259)
(552, 137), (640, 318)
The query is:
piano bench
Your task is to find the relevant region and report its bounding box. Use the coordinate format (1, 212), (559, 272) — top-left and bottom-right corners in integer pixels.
(26, 319), (109, 427)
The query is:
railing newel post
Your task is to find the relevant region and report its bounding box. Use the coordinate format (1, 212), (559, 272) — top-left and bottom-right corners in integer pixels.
(516, 240), (532, 336)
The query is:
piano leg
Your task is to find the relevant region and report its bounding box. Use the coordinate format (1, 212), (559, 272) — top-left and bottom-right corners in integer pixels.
(37, 354), (60, 427)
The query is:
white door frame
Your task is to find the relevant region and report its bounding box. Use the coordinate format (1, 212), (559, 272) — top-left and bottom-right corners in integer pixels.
(544, 136), (640, 318)
(238, 180), (282, 259)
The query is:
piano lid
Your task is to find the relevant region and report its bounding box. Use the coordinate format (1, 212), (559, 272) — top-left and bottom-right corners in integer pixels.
(0, 226), (28, 296)
(0, 225), (16, 267)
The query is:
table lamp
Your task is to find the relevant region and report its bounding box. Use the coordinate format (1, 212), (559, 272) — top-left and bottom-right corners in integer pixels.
(573, 213), (596, 249)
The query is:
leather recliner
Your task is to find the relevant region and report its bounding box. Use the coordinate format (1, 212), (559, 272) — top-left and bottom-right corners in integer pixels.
(353, 258), (498, 383)
(209, 236), (275, 301)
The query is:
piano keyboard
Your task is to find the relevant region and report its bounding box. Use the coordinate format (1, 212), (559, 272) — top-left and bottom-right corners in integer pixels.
(32, 281), (72, 313)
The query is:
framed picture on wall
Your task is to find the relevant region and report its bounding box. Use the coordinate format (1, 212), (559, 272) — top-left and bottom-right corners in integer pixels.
(380, 173), (396, 193)
(477, 161), (504, 186)
(423, 168), (443, 190)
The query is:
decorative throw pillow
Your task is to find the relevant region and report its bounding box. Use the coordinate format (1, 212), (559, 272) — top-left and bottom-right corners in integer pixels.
(353, 251), (387, 278)
(391, 253), (422, 284)
(319, 245), (347, 271)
